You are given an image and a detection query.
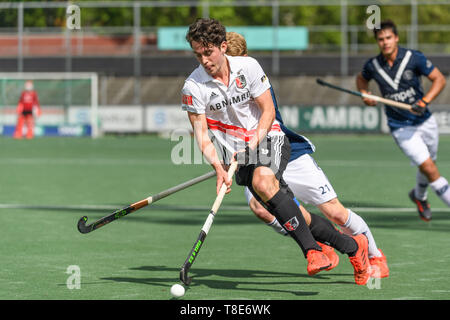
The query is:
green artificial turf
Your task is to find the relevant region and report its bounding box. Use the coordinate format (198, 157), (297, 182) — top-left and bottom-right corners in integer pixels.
(1, 134), (449, 300)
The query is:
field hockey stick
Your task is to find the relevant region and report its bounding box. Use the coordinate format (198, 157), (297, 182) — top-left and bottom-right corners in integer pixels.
(316, 78), (413, 111)
(77, 170), (216, 234)
(180, 161), (238, 286)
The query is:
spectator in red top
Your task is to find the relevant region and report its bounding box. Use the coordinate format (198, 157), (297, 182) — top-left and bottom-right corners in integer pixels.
(14, 80), (41, 139)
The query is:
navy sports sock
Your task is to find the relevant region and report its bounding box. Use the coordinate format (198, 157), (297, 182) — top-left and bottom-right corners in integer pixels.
(309, 213), (358, 256)
(266, 189), (321, 257)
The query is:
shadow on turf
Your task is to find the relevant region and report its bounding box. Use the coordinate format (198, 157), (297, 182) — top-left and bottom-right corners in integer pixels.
(10, 203), (259, 226)
(76, 206), (450, 232)
(100, 265), (354, 297)
(339, 200), (406, 208)
(13, 200), (450, 231)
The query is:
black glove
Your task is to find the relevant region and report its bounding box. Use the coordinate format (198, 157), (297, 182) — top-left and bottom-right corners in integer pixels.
(411, 98), (429, 115)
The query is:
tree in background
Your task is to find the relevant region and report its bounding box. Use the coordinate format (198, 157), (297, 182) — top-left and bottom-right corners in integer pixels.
(1, 0), (449, 53)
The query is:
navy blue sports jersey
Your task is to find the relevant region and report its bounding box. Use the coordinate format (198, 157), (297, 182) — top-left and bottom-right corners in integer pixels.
(361, 47), (435, 131)
(270, 87), (315, 161)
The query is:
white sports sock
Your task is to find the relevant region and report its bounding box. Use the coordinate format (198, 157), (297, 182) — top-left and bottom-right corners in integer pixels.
(267, 217), (288, 236)
(415, 170), (429, 201)
(340, 209), (382, 258)
(430, 176), (450, 207)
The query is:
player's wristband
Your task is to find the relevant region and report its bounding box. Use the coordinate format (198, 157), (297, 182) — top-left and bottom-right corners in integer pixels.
(417, 98), (429, 108)
(411, 98), (429, 115)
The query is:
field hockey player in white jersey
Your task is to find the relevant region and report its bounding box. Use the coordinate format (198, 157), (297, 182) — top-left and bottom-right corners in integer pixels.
(226, 31), (388, 280)
(356, 20), (448, 222)
(181, 18), (370, 285)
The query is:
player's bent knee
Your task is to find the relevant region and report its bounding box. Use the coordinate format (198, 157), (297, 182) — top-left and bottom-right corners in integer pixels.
(419, 158), (440, 182)
(251, 167), (279, 201)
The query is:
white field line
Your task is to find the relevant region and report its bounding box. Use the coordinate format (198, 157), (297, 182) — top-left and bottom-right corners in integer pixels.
(0, 158), (169, 166)
(0, 204), (119, 210)
(0, 157), (449, 168)
(1, 203), (449, 213)
(318, 160), (450, 168)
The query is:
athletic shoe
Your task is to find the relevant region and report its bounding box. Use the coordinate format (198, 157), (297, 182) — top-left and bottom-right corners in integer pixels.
(348, 234), (370, 285)
(306, 249), (331, 276)
(369, 249), (389, 278)
(317, 242), (339, 271)
(409, 189), (432, 222)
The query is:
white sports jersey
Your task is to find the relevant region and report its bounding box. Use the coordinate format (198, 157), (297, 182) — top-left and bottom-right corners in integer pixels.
(181, 55), (283, 153)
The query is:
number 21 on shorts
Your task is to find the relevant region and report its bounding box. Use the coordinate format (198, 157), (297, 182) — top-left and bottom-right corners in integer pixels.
(319, 184), (331, 195)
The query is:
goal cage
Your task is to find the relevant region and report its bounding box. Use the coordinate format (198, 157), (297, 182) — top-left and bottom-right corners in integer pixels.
(0, 72), (99, 138)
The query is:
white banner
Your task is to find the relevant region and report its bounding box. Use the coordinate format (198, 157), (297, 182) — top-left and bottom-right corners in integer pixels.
(98, 106), (144, 133)
(0, 106), (65, 125)
(3, 104), (448, 135)
(68, 106), (91, 125)
(145, 105), (191, 132)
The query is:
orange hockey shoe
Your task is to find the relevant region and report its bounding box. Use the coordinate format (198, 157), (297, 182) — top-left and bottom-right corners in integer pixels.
(369, 249), (389, 278)
(317, 242), (339, 271)
(348, 234), (370, 285)
(306, 249), (331, 276)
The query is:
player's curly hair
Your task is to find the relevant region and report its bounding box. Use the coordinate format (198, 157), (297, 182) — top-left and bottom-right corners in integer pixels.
(186, 18), (226, 48)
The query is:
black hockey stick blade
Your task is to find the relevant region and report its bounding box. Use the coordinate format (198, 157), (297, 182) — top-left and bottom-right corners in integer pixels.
(77, 216), (92, 234)
(77, 214), (116, 234)
(179, 266), (192, 286)
(180, 230), (206, 286)
(316, 78), (326, 86)
(77, 204), (135, 234)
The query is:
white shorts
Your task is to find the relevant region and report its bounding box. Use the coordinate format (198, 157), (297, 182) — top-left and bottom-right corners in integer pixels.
(391, 115), (439, 166)
(244, 153), (338, 206)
